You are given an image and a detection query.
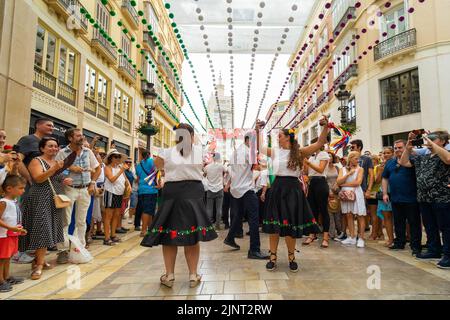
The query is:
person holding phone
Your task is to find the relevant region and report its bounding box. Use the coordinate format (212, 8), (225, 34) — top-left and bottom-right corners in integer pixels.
(399, 130), (450, 269)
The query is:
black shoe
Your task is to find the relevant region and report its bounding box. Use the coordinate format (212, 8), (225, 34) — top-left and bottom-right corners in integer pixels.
(412, 249), (422, 256)
(235, 233), (244, 239)
(48, 246), (58, 252)
(437, 256), (450, 269)
(266, 252), (277, 271)
(224, 239), (240, 250)
(389, 244), (405, 251)
(365, 227), (370, 232)
(115, 229), (127, 234)
(248, 250), (270, 260)
(416, 251), (442, 260)
(121, 227), (129, 232)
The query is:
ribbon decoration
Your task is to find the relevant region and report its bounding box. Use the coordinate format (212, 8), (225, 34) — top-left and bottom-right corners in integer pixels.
(328, 122), (352, 153)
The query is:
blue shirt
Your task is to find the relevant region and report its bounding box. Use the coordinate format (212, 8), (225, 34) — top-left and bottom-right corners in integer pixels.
(382, 158), (417, 203)
(135, 158), (158, 195)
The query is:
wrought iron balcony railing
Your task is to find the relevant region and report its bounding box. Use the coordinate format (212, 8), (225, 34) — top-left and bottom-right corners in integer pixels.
(44, 0), (88, 33)
(380, 93), (421, 120)
(33, 65), (76, 106)
(91, 29), (117, 64)
(121, 0), (139, 28)
(333, 64), (358, 87)
(118, 55), (137, 82)
(374, 28), (417, 62)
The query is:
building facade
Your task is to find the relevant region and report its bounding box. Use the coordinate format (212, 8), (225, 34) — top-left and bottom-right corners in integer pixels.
(265, 100), (291, 131)
(0, 0), (184, 159)
(287, 0), (450, 152)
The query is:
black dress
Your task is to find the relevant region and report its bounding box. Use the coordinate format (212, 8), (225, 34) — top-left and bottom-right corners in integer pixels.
(141, 180), (218, 247)
(262, 176), (321, 238)
(19, 158), (65, 251)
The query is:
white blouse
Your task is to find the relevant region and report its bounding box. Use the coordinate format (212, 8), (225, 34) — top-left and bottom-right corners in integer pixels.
(272, 148), (301, 178)
(158, 145), (204, 182)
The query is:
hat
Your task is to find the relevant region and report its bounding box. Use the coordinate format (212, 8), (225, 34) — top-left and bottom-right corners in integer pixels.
(104, 149), (127, 164)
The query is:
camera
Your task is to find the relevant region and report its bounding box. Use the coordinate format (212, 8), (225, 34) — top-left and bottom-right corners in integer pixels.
(412, 129), (426, 147)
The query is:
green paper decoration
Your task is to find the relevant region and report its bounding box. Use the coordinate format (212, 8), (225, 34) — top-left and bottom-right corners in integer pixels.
(138, 10), (144, 16)
(140, 50), (144, 54)
(169, 13), (174, 19)
(117, 21), (123, 27)
(147, 25), (152, 30)
(165, 3), (171, 9)
(174, 28), (179, 34)
(86, 13), (91, 19)
(130, 0), (137, 6)
(94, 23), (99, 29)
(131, 37), (135, 42)
(110, 11), (116, 17)
(80, 7), (86, 14)
(171, 22), (176, 28)
(101, 0), (108, 5)
(123, 28), (128, 34)
(142, 19), (147, 25)
(128, 59), (132, 63)
(136, 44), (141, 48)
(118, 49), (123, 53)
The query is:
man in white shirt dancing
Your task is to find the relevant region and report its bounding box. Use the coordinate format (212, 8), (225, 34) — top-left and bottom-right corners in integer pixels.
(223, 134), (269, 260)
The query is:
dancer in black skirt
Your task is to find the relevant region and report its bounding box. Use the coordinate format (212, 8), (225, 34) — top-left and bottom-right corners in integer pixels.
(141, 124), (217, 288)
(256, 115), (330, 272)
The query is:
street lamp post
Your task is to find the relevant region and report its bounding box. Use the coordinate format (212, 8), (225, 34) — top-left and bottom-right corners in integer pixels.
(335, 84), (351, 125)
(141, 80), (157, 152)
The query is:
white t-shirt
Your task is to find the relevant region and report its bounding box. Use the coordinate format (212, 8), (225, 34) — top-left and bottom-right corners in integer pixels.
(308, 151), (330, 177)
(104, 166), (126, 195)
(229, 144), (254, 198)
(272, 148), (301, 178)
(254, 169), (268, 192)
(158, 145), (204, 183)
(204, 162), (225, 193)
(0, 198), (19, 238)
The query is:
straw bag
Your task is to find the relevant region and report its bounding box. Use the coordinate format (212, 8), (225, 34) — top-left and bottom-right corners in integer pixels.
(38, 158), (71, 209)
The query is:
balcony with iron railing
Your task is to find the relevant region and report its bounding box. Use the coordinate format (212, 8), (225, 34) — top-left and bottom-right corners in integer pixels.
(113, 114), (131, 133)
(84, 95), (109, 122)
(44, 0), (88, 34)
(143, 32), (157, 53)
(121, 0), (139, 29)
(91, 28), (117, 65)
(33, 65), (77, 106)
(118, 55), (137, 83)
(333, 64), (358, 87)
(332, 5), (356, 37)
(381, 93), (421, 120)
(374, 28), (417, 62)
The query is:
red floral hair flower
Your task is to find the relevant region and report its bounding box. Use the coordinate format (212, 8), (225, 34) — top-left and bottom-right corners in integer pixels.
(158, 226), (163, 233)
(191, 226), (196, 232)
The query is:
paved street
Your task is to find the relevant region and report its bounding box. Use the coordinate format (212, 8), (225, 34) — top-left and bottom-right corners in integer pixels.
(2, 222), (450, 300)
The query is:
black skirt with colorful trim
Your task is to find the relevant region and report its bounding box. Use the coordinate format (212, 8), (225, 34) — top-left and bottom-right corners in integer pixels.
(262, 176), (321, 238)
(140, 180), (218, 247)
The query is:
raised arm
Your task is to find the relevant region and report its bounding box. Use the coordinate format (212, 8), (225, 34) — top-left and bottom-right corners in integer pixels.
(28, 158), (64, 184)
(300, 116), (330, 159)
(154, 156), (164, 170)
(399, 132), (415, 167)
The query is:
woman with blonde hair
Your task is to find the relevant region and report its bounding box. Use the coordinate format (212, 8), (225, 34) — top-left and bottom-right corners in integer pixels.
(336, 151), (367, 248)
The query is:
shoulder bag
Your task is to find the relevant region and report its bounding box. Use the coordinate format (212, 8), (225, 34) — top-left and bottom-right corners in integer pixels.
(38, 158), (71, 209)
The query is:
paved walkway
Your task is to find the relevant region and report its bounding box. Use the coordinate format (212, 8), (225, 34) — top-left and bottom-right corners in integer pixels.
(2, 224), (450, 300)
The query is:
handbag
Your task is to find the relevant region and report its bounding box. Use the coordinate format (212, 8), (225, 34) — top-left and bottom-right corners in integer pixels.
(123, 181), (132, 199)
(338, 190), (356, 202)
(38, 158), (71, 209)
(328, 196), (340, 213)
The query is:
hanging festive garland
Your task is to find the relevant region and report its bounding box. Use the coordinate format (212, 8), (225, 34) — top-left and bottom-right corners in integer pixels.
(226, 0), (235, 129)
(262, 218), (318, 231)
(271, 0), (426, 131)
(148, 224), (216, 239)
(163, 2), (215, 129)
(240, 1), (266, 128)
(252, 3), (298, 126)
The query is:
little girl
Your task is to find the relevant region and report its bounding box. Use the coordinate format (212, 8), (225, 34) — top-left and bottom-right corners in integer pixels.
(0, 175), (27, 293)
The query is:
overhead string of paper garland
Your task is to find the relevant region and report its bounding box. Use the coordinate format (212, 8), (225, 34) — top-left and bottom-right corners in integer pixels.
(194, 2), (225, 129)
(226, 0), (235, 129)
(163, 2), (215, 130)
(114, 0), (206, 132)
(265, 2), (333, 128)
(270, 0), (426, 132)
(280, 0), (427, 132)
(79, 3), (189, 127)
(252, 3), (298, 127)
(240, 1), (266, 128)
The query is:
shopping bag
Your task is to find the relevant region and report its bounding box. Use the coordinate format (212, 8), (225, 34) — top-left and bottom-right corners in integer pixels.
(68, 235), (93, 264)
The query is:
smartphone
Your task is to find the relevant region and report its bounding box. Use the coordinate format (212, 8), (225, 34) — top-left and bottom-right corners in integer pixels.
(412, 129), (426, 147)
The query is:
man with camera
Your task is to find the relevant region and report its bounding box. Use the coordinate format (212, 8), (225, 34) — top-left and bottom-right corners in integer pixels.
(399, 130), (450, 269)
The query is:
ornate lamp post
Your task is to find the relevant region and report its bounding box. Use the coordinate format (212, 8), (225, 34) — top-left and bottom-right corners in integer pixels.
(140, 80), (158, 151)
(335, 84), (351, 125)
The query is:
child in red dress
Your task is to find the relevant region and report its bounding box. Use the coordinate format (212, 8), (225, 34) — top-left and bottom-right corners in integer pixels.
(0, 175), (27, 293)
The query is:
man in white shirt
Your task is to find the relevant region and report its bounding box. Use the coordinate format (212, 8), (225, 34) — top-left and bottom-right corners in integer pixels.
(204, 153), (226, 229)
(223, 134), (269, 260)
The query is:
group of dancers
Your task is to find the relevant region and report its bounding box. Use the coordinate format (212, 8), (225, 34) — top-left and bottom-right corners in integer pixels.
(140, 116), (331, 288)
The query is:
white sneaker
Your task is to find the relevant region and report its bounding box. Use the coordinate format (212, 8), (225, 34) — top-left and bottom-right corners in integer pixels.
(341, 237), (357, 246)
(357, 239), (365, 248)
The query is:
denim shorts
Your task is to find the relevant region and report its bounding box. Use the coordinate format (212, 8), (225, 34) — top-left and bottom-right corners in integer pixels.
(136, 194), (158, 216)
(129, 191), (138, 209)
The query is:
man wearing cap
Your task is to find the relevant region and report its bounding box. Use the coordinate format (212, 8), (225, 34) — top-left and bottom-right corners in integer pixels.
(55, 128), (101, 263)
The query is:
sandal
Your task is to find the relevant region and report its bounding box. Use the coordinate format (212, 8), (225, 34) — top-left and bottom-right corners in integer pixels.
(103, 239), (115, 246)
(265, 251), (277, 271)
(189, 274), (202, 288)
(160, 274), (175, 288)
(288, 251), (299, 273)
(321, 238), (330, 248)
(31, 265), (43, 280)
(302, 235), (317, 246)
(32, 259), (52, 270)
(111, 236), (121, 243)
